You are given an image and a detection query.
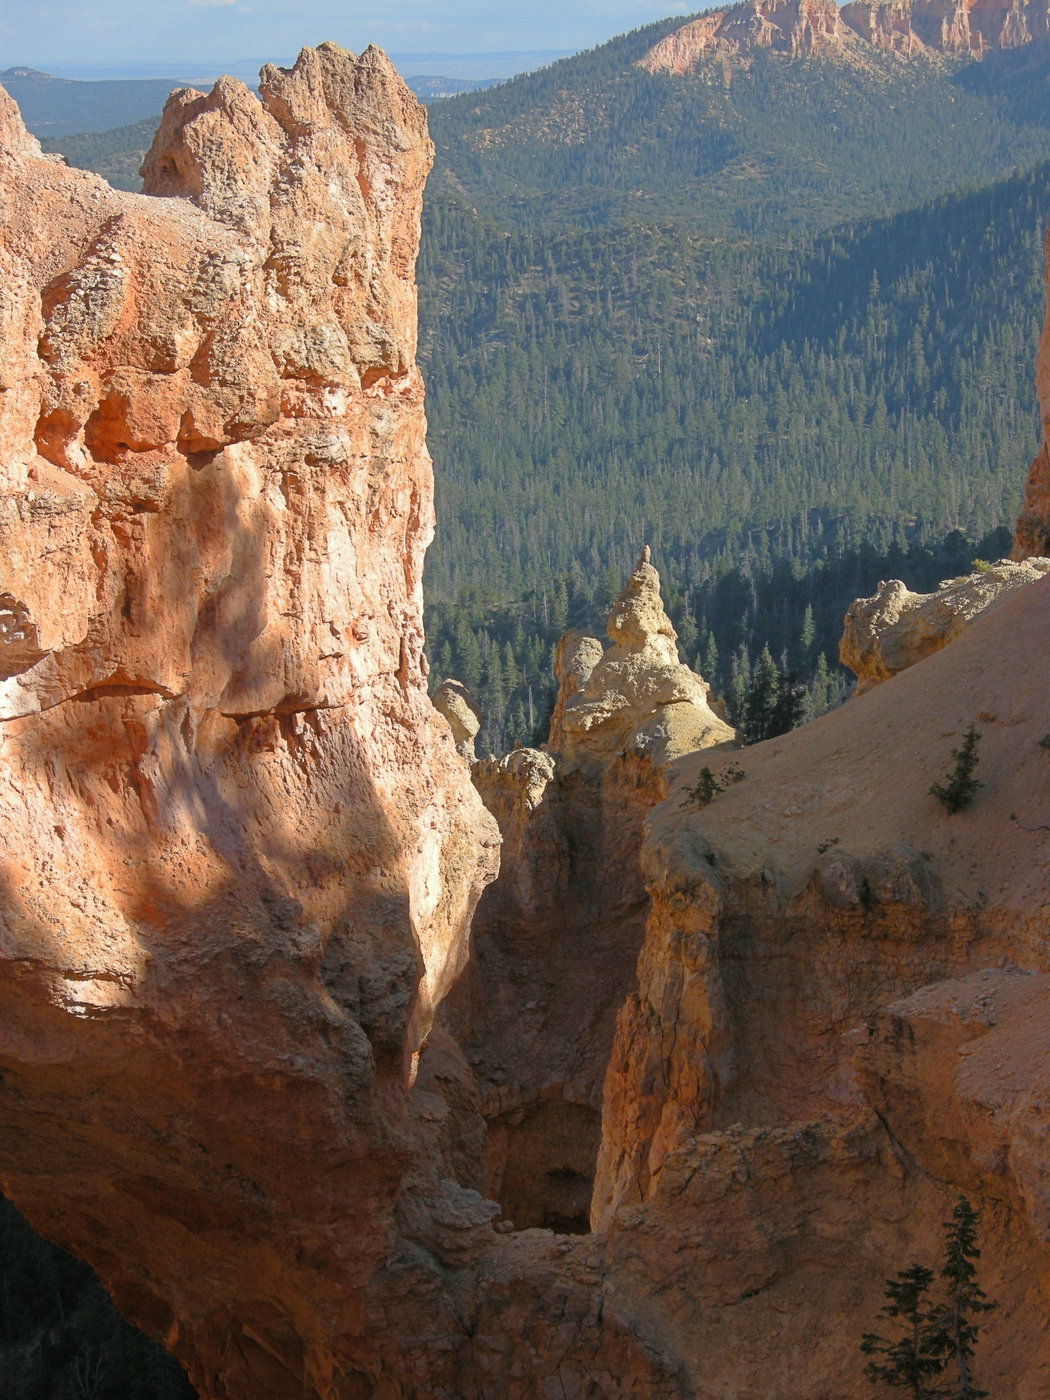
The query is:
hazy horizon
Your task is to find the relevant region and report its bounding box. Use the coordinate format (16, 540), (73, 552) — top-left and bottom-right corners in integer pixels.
(2, 2), (695, 73)
(5, 50), (578, 85)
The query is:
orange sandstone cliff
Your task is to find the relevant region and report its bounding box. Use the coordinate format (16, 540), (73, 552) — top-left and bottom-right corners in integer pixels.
(638, 0), (1050, 68)
(443, 549), (736, 1235)
(0, 44), (510, 1398)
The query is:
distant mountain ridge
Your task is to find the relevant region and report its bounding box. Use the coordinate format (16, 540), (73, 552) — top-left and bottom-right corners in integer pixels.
(639, 0), (1050, 65)
(426, 12), (1050, 237)
(0, 67), (181, 135)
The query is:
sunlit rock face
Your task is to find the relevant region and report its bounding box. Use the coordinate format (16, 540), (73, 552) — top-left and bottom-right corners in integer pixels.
(586, 570), (1050, 1397)
(0, 46), (502, 1398)
(638, 0), (851, 65)
(639, 0), (1050, 69)
(840, 557), (1050, 691)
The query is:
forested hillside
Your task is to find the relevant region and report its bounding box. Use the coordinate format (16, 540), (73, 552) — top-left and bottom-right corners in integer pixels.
(39, 116), (157, 190)
(420, 161), (1046, 749)
(426, 25), (1050, 235)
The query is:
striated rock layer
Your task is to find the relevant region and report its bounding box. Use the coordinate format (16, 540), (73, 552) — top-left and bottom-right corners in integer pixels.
(639, 0), (852, 65)
(639, 0), (1050, 68)
(0, 46), (510, 1399)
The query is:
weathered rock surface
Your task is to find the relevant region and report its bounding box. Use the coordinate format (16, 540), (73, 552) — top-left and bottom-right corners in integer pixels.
(5, 31), (1050, 1400)
(591, 571), (1050, 1396)
(640, 0), (851, 66)
(842, 0), (1050, 52)
(840, 556), (1050, 690)
(444, 551), (737, 1236)
(557, 547), (737, 774)
(639, 0), (1050, 68)
(432, 677), (483, 759)
(0, 48), (512, 1399)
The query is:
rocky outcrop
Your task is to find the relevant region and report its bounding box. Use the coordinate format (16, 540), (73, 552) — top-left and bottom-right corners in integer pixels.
(0, 47), (507, 1399)
(589, 569), (1050, 1395)
(432, 677), (483, 759)
(444, 550), (737, 1236)
(556, 547), (737, 773)
(840, 556), (1050, 690)
(639, 0), (1050, 69)
(639, 0), (850, 67)
(842, 0), (1050, 52)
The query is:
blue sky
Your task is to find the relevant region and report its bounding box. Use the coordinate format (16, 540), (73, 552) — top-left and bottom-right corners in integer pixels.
(3, 1), (696, 72)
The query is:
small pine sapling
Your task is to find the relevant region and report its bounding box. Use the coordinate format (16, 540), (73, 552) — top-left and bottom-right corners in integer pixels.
(936, 1196), (994, 1400)
(861, 1264), (946, 1398)
(929, 724), (982, 814)
(680, 763), (746, 809)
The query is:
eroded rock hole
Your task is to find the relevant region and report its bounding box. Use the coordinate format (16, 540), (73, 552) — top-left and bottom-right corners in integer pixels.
(487, 1099), (600, 1234)
(0, 1194), (197, 1398)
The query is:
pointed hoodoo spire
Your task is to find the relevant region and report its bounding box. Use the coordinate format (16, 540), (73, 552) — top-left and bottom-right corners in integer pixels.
(605, 544), (679, 667)
(550, 546), (738, 771)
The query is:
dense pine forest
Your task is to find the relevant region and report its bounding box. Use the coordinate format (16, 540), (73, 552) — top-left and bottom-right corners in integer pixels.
(412, 26), (1050, 750)
(420, 163), (1046, 750)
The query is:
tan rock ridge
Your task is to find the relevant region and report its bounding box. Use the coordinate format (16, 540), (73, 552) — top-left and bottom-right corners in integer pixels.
(0, 46), (507, 1398)
(840, 555), (1050, 691)
(639, 0), (1050, 69)
(590, 571), (1050, 1395)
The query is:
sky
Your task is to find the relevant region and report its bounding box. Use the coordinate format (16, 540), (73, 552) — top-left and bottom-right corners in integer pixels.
(2, 0), (696, 74)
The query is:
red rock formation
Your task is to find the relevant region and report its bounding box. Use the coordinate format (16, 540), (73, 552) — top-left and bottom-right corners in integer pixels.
(0, 45), (508, 1398)
(640, 0), (849, 68)
(842, 0), (1050, 52)
(640, 0), (1050, 68)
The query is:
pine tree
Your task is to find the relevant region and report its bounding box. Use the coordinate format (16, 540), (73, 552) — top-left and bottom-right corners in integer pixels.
(800, 602), (816, 660)
(862, 1198), (993, 1399)
(740, 645), (806, 743)
(936, 1197), (994, 1400)
(929, 725), (982, 814)
(861, 1264), (945, 1398)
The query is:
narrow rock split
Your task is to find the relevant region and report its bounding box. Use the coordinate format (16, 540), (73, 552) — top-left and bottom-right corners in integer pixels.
(443, 548), (737, 1233)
